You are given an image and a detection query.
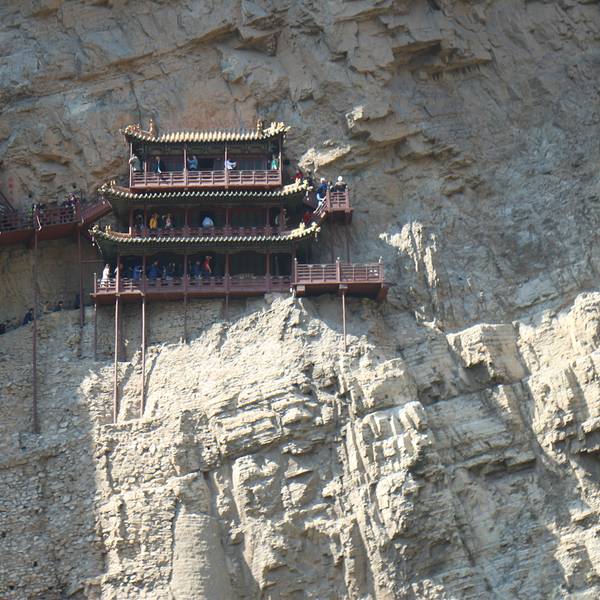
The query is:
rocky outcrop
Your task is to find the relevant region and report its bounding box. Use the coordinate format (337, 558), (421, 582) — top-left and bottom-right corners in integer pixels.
(1, 0), (600, 598)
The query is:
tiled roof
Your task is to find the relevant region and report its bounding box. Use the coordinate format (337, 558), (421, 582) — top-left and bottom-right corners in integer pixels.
(90, 223), (319, 246)
(120, 121), (289, 143)
(98, 179), (310, 201)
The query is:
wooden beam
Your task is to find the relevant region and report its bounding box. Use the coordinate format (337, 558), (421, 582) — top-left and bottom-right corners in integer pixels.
(93, 298), (97, 361)
(113, 295), (120, 423)
(32, 229), (39, 434)
(341, 291), (347, 352)
(78, 228), (84, 328)
(140, 295), (146, 418)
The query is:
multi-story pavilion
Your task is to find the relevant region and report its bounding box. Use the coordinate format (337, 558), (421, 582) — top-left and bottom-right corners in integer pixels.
(90, 119), (388, 419)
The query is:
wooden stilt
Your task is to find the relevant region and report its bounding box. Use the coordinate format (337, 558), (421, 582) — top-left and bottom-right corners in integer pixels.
(93, 299), (97, 361)
(140, 295), (146, 418)
(183, 250), (188, 343)
(78, 228), (84, 327)
(32, 228), (39, 434)
(341, 291), (347, 352)
(113, 295), (120, 423)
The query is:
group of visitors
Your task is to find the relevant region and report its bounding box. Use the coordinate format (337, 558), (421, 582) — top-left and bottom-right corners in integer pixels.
(100, 256), (213, 286)
(134, 211), (215, 234)
(316, 175), (346, 205)
(130, 153), (242, 174)
(0, 299), (67, 335)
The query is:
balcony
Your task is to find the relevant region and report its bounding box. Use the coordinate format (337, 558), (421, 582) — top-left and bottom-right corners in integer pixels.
(127, 225), (285, 238)
(313, 190), (353, 224)
(292, 259), (387, 300)
(130, 169), (282, 190)
(92, 274), (292, 303)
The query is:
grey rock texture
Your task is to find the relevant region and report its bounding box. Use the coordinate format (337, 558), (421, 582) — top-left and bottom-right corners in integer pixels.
(1, 0), (600, 598)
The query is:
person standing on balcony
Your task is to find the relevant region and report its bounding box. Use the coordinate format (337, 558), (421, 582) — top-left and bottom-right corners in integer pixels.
(129, 154), (142, 172)
(270, 155), (279, 169)
(135, 212), (144, 234)
(202, 215), (214, 228)
(332, 175), (347, 192)
(149, 213), (159, 231)
(225, 158), (236, 170)
(153, 156), (165, 173)
(164, 213), (173, 230)
(147, 261), (160, 280)
(316, 178), (328, 205)
(187, 155), (199, 171)
(101, 264), (111, 288)
(201, 256), (212, 278)
(132, 264), (142, 281)
(295, 168), (304, 182)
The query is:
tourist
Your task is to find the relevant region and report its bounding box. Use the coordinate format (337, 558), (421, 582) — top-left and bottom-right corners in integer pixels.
(166, 262), (176, 279)
(316, 178), (327, 205)
(164, 213), (173, 230)
(201, 255), (212, 278)
(132, 264), (142, 281)
(303, 210), (313, 226)
(43, 300), (51, 314)
(22, 308), (34, 326)
(153, 156), (165, 174)
(147, 261), (160, 280)
(149, 213), (159, 231)
(295, 168), (304, 182)
(187, 155), (199, 171)
(332, 175), (347, 192)
(192, 260), (202, 278)
(270, 155), (279, 169)
(202, 215), (214, 228)
(129, 154), (142, 172)
(53, 300), (64, 312)
(224, 158), (237, 170)
(135, 212), (144, 233)
(101, 263), (111, 287)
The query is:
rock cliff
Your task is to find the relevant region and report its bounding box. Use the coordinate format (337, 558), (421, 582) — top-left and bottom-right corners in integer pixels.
(1, 1), (600, 598)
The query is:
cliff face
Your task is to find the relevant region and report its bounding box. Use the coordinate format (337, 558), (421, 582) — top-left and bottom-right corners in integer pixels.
(1, 1), (600, 599)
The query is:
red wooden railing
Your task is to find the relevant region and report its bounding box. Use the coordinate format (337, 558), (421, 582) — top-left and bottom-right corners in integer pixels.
(130, 169), (282, 189)
(0, 197), (111, 233)
(129, 224), (283, 238)
(293, 259), (384, 285)
(313, 189), (351, 222)
(94, 274), (292, 296)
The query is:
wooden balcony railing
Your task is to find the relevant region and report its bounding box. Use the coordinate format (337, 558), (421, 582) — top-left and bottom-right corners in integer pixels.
(93, 274), (292, 297)
(130, 169), (282, 189)
(293, 259), (384, 285)
(313, 189), (351, 223)
(129, 225), (283, 238)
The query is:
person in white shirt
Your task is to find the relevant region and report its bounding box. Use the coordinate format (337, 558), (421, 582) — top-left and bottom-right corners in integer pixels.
(225, 159), (236, 170)
(101, 264), (111, 287)
(202, 215), (214, 228)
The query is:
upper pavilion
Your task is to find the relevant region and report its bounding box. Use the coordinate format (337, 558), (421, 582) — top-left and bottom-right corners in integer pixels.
(121, 119), (287, 190)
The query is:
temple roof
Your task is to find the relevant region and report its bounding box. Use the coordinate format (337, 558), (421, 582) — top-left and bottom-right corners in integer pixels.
(90, 223), (319, 252)
(99, 179), (310, 203)
(121, 121), (289, 144)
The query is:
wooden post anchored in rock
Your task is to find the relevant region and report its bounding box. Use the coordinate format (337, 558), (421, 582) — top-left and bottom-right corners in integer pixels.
(140, 294), (146, 418)
(32, 226), (39, 434)
(341, 290), (347, 352)
(113, 261), (120, 423)
(78, 227), (84, 328)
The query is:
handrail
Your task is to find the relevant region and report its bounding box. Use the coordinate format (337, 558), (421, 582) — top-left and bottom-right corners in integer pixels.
(131, 169), (282, 189)
(293, 260), (383, 285)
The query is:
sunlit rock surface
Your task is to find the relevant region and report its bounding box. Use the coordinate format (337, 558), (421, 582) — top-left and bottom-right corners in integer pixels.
(1, 1), (600, 598)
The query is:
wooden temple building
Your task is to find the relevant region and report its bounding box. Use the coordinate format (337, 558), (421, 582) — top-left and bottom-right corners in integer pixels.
(0, 118), (388, 427)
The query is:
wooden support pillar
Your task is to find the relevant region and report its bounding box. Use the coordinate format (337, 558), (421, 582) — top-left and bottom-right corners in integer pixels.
(93, 298), (97, 361)
(129, 142), (133, 188)
(341, 291), (347, 352)
(78, 228), (84, 328)
(184, 206), (189, 233)
(143, 205), (148, 237)
(279, 205), (285, 232)
(330, 224), (335, 263)
(224, 142), (229, 188)
(113, 295), (120, 423)
(183, 250), (188, 343)
(140, 295), (146, 418)
(266, 251), (271, 292)
(225, 252), (230, 320)
(32, 228), (39, 434)
(278, 135), (282, 182)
